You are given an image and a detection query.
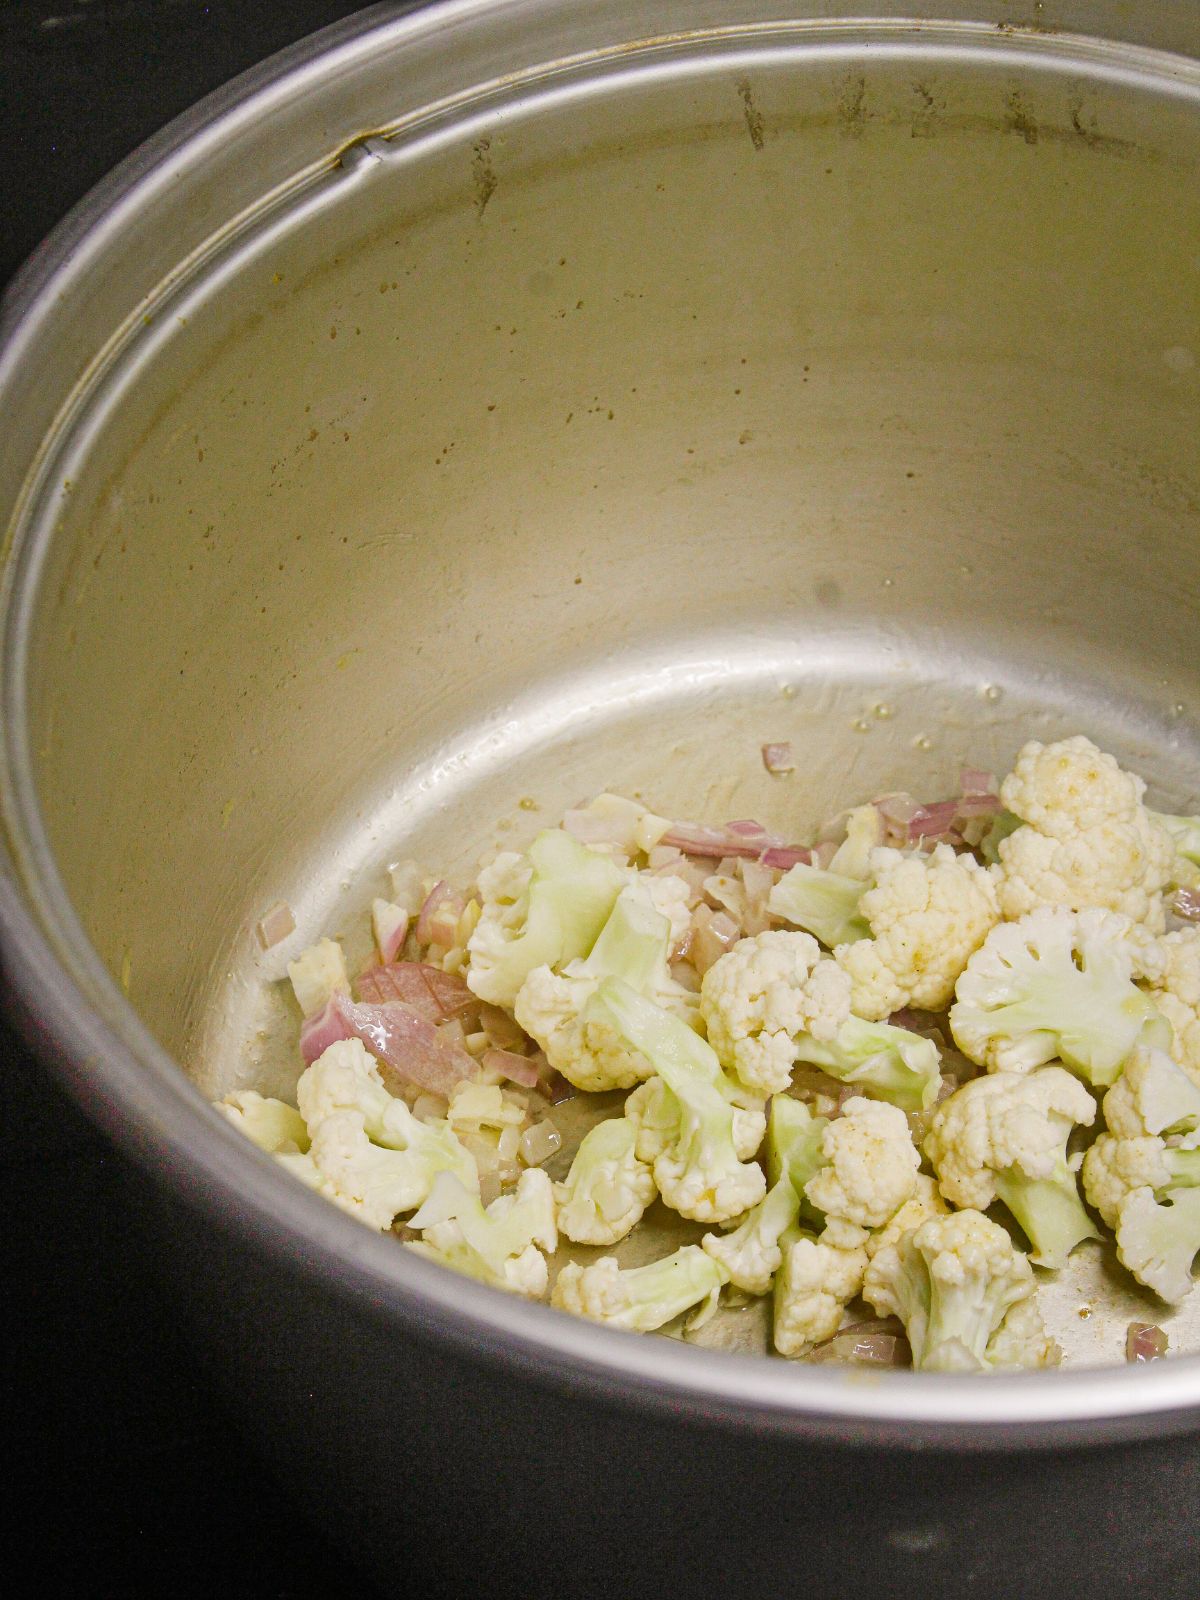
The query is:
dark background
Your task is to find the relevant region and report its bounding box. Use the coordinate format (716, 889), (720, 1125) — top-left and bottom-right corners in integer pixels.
(3, 4), (389, 1593)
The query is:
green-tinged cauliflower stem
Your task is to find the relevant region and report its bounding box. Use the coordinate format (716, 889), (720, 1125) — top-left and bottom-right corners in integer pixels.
(466, 829), (627, 1007)
(791, 1015), (942, 1112)
(768, 863), (870, 948)
(700, 1098), (828, 1294)
(551, 1245), (729, 1331)
(594, 976), (767, 1222)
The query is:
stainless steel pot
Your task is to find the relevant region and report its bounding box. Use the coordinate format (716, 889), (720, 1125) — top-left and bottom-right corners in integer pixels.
(2, 2), (1199, 1592)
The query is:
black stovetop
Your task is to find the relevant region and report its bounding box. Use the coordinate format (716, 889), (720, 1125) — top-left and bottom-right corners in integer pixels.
(4, 9), (393, 1592)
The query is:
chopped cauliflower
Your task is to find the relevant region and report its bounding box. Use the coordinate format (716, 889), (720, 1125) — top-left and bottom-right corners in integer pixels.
(865, 1173), (949, 1262)
(950, 907), (1169, 1085)
(1143, 929), (1200, 1083)
(287, 937), (349, 1018)
(995, 735), (1176, 931)
(296, 1038), (478, 1227)
(408, 1169), (558, 1298)
(597, 977), (767, 1222)
(923, 1067), (1098, 1268)
(791, 1014), (943, 1113)
(215, 1090), (310, 1154)
(1102, 1043), (1200, 1143)
(700, 929), (851, 1094)
(515, 878), (696, 1092)
(804, 1096), (920, 1229)
(701, 1096), (827, 1293)
(1081, 1130), (1200, 1303)
(863, 1208), (1057, 1371)
(833, 843), (1000, 1020)
(465, 830), (627, 1008)
(552, 1244), (728, 1331)
(773, 1219), (871, 1356)
(555, 1116), (656, 1246)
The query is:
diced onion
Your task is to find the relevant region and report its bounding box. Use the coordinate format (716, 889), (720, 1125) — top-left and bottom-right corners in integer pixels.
(1126, 1322), (1168, 1362)
(761, 742), (796, 775)
(413, 1093), (449, 1122)
(255, 901), (295, 951)
(519, 1119), (562, 1167)
(1173, 888), (1200, 923)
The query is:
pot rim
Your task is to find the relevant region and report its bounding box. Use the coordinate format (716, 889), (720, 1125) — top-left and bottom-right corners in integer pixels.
(4, 0), (1200, 1448)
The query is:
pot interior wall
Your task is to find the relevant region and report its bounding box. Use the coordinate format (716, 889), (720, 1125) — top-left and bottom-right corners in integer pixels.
(13, 27), (1200, 1363)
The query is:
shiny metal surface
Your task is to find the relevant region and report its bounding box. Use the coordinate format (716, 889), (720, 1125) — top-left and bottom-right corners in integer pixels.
(1, 0), (1200, 1445)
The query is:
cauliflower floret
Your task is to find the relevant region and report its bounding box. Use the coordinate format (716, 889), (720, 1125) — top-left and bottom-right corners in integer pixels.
(772, 1219), (870, 1356)
(1082, 1130), (1200, 1302)
(804, 1096), (920, 1229)
(465, 830), (627, 1008)
(700, 930), (852, 1094)
(555, 1116), (656, 1246)
(297, 1038), (478, 1227)
(1101, 1043), (1200, 1143)
(214, 1090), (309, 1154)
(863, 1208), (1055, 1371)
(950, 906), (1169, 1086)
(865, 1173), (949, 1261)
(307, 1111), (450, 1229)
(515, 879), (697, 1092)
(791, 1014), (943, 1113)
(552, 1244), (728, 1331)
(995, 735), (1175, 931)
(833, 843), (1000, 1020)
(597, 977), (767, 1223)
(923, 1067), (1098, 1267)
(625, 1076), (766, 1164)
(1143, 929), (1200, 1083)
(408, 1168), (558, 1298)
(700, 1096), (828, 1293)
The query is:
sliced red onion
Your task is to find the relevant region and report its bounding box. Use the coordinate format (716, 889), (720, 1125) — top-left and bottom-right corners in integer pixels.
(762, 742), (796, 774)
(960, 767), (996, 796)
(255, 901), (295, 952)
(356, 961), (477, 1023)
(907, 799), (961, 842)
(371, 899), (410, 965)
(416, 880), (465, 947)
(662, 821), (777, 860)
(301, 990), (477, 1097)
(759, 845), (811, 870)
(481, 1047), (542, 1089)
(876, 792), (922, 827)
(953, 791), (1003, 818)
(1173, 888), (1200, 923)
(479, 1002), (528, 1052)
(1126, 1322), (1168, 1362)
(299, 996), (355, 1062)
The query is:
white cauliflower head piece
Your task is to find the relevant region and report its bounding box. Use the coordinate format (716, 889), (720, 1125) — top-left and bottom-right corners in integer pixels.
(551, 1244), (728, 1332)
(996, 735), (1175, 931)
(950, 906), (1169, 1084)
(804, 1095), (920, 1229)
(1143, 929), (1200, 1084)
(863, 1208), (1056, 1371)
(923, 1067), (1098, 1267)
(700, 929), (852, 1094)
(772, 1219), (870, 1356)
(555, 1116), (657, 1246)
(833, 843), (1000, 1020)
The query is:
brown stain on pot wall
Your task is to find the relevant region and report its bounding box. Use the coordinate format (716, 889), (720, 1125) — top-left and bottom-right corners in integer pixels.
(737, 81), (764, 151)
(472, 138), (498, 217)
